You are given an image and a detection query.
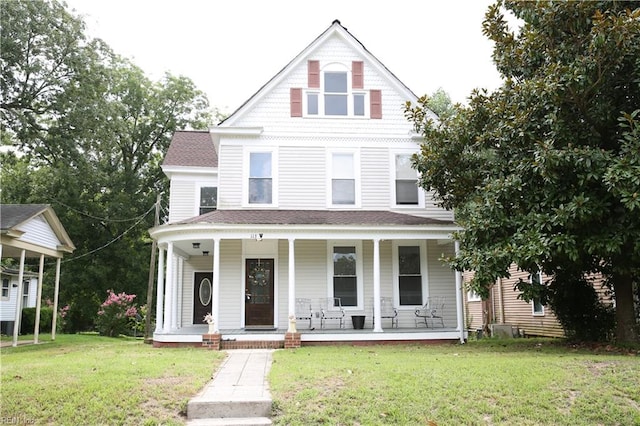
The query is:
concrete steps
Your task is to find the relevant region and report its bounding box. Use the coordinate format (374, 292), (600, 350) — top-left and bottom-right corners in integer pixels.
(186, 350), (274, 425)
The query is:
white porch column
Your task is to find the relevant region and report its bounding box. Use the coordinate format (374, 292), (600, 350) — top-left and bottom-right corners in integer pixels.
(372, 238), (383, 332)
(212, 238), (220, 333)
(177, 257), (184, 329)
(163, 242), (174, 333)
(155, 247), (165, 333)
(287, 238), (296, 332)
(12, 249), (26, 347)
(171, 255), (179, 330)
(33, 254), (45, 343)
(454, 241), (465, 343)
(51, 258), (61, 340)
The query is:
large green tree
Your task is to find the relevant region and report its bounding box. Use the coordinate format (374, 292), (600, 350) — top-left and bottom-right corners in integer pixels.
(1, 0), (211, 330)
(405, 1), (640, 343)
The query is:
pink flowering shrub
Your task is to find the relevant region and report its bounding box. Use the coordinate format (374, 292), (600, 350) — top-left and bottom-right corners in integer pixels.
(45, 299), (71, 332)
(95, 290), (138, 337)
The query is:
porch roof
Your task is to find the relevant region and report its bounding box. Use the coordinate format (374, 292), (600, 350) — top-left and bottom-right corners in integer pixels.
(175, 209), (455, 226)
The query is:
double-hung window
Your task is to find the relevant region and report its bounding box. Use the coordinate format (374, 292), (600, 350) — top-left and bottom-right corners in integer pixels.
(329, 242), (362, 308)
(530, 270), (544, 315)
(398, 245), (423, 305)
(22, 281), (29, 307)
(394, 242), (428, 306)
(332, 153), (354, 204)
(199, 187), (217, 215)
(249, 152), (272, 204)
(1, 278), (9, 300)
(395, 154), (419, 205)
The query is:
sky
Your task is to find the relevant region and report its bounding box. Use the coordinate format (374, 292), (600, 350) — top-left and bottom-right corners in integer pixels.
(64, 0), (517, 114)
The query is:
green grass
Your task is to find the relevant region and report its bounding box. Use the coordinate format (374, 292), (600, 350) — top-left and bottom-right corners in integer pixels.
(2, 335), (638, 425)
(1, 334), (225, 425)
(269, 339), (640, 425)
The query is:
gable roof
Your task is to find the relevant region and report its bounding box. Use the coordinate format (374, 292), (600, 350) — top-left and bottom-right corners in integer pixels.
(162, 130), (218, 168)
(0, 204), (75, 258)
(218, 19), (420, 127)
(0, 204), (49, 230)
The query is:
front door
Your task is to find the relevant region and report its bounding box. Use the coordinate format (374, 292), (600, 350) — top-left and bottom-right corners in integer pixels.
(245, 258), (274, 327)
(193, 272), (213, 324)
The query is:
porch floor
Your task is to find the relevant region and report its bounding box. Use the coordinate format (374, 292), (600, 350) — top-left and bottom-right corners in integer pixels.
(154, 325), (466, 346)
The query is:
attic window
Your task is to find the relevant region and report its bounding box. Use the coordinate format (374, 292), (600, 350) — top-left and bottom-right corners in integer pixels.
(301, 61), (372, 118)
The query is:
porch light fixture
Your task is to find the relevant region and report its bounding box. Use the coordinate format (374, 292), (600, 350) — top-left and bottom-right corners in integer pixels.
(256, 233), (263, 242)
(202, 251), (209, 256)
(192, 242), (200, 249)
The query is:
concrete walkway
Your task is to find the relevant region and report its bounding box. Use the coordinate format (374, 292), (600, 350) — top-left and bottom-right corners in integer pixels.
(186, 349), (274, 426)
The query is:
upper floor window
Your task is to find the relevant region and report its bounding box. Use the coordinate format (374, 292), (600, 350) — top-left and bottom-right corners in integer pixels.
(1, 278), (9, 300)
(305, 62), (368, 118)
(199, 187), (217, 215)
(331, 152), (357, 206)
(395, 154), (419, 205)
(249, 152), (272, 204)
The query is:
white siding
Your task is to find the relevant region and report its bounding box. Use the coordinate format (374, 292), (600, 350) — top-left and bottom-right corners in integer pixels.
(168, 179), (195, 222)
(18, 215), (61, 250)
(426, 240), (457, 327)
(218, 144), (243, 208)
(232, 34), (415, 136)
(279, 145), (326, 209)
(0, 277), (38, 321)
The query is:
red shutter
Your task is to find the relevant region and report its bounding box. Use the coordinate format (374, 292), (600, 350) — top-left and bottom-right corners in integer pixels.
(308, 60), (320, 88)
(370, 89), (382, 119)
(352, 61), (363, 89)
(291, 88), (302, 117)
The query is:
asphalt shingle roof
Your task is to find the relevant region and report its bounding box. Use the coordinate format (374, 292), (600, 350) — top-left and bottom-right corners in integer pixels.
(162, 130), (217, 168)
(176, 209), (454, 226)
(0, 204), (49, 230)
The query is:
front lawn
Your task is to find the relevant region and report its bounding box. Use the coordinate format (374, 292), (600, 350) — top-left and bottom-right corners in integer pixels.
(1, 334), (224, 425)
(269, 340), (640, 425)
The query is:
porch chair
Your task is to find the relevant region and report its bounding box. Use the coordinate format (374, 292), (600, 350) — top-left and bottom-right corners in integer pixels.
(414, 296), (445, 328)
(295, 298), (313, 329)
(320, 297), (345, 329)
(372, 297), (398, 328)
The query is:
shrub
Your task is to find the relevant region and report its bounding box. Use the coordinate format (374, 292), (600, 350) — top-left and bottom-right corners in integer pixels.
(548, 276), (615, 342)
(20, 307), (53, 333)
(95, 290), (138, 337)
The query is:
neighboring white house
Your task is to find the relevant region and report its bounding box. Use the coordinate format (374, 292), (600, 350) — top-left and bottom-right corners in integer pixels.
(1, 266), (39, 335)
(149, 20), (465, 348)
(0, 204), (75, 346)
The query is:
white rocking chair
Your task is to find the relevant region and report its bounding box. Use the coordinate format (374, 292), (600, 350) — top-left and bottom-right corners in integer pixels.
(320, 297), (345, 329)
(372, 297), (398, 328)
(295, 298), (313, 329)
(415, 296), (445, 328)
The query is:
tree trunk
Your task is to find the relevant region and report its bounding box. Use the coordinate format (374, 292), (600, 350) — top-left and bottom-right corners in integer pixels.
(613, 272), (639, 344)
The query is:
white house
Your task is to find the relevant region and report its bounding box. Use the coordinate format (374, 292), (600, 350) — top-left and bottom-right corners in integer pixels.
(0, 204), (75, 346)
(1, 266), (39, 335)
(150, 20), (465, 348)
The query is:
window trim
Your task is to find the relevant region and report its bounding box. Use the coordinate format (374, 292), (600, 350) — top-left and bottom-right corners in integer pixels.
(390, 151), (425, 208)
(392, 241), (429, 308)
(327, 149), (361, 208)
(242, 148), (278, 208)
(327, 241), (364, 310)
